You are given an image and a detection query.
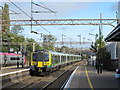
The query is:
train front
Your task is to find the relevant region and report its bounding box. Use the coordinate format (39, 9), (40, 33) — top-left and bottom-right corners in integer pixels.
(29, 50), (50, 76)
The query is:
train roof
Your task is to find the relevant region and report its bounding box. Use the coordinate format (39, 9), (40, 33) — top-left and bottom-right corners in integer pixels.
(49, 51), (80, 56)
(0, 52), (21, 56)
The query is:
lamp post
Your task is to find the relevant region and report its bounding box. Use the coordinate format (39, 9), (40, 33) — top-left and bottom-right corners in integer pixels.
(21, 45), (24, 68)
(77, 34), (81, 55)
(61, 34), (67, 53)
(0, 6), (2, 70)
(31, 31), (43, 51)
(77, 34), (81, 45)
(87, 39), (93, 45)
(69, 38), (72, 48)
(62, 34), (65, 47)
(0, 6), (3, 53)
(17, 36), (19, 68)
(68, 37), (72, 53)
(89, 33), (98, 44)
(83, 37), (85, 44)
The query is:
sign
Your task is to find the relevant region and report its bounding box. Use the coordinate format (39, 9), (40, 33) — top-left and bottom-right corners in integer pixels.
(10, 48), (14, 52)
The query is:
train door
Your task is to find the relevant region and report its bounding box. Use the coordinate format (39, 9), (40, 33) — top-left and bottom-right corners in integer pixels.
(36, 51), (45, 68)
(44, 52), (49, 66)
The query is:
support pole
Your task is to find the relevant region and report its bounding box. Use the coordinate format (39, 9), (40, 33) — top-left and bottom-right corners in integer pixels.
(77, 34), (81, 55)
(0, 6), (3, 70)
(17, 37), (19, 68)
(33, 43), (35, 52)
(31, 0), (33, 32)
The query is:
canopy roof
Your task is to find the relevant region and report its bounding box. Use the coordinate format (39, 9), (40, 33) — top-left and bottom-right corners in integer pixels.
(105, 24), (120, 42)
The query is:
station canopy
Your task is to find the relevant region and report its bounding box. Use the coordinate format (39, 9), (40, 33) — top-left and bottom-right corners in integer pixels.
(105, 24), (120, 42)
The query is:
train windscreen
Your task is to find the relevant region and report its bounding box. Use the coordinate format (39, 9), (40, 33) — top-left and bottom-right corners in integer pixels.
(33, 51), (48, 61)
(44, 52), (49, 62)
(33, 52), (44, 61)
(33, 53), (37, 61)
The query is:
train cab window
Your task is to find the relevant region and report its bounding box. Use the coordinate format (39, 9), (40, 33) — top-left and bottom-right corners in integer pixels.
(33, 52), (44, 61)
(10, 57), (20, 60)
(37, 52), (44, 61)
(33, 53), (37, 61)
(44, 53), (49, 62)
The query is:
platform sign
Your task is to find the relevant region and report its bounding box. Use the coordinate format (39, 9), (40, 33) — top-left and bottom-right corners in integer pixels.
(10, 48), (14, 53)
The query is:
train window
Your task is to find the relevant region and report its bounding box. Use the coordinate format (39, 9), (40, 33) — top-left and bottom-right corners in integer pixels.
(37, 52), (44, 61)
(57, 56), (60, 63)
(52, 55), (55, 64)
(67, 56), (69, 61)
(68, 56), (70, 61)
(33, 53), (37, 61)
(44, 53), (49, 62)
(10, 57), (20, 60)
(63, 56), (65, 62)
(62, 56), (64, 62)
(54, 55), (58, 63)
(33, 52), (45, 61)
(64, 56), (65, 61)
(61, 56), (63, 63)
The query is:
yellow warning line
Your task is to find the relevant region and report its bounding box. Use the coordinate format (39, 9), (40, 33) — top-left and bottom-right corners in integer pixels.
(80, 71), (95, 73)
(85, 66), (94, 90)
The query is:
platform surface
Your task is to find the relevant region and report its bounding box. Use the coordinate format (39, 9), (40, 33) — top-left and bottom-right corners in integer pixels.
(65, 63), (120, 89)
(0, 65), (29, 74)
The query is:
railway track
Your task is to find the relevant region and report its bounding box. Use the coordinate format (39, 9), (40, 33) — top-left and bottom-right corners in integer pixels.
(42, 61), (86, 89)
(42, 66), (75, 89)
(3, 61), (84, 89)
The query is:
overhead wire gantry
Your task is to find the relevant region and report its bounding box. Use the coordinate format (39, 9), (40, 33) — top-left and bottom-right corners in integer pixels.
(1, 19), (117, 27)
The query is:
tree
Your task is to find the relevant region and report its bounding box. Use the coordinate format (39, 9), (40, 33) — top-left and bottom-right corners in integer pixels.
(98, 47), (111, 69)
(2, 3), (10, 32)
(61, 46), (69, 53)
(26, 38), (35, 52)
(2, 4), (10, 52)
(42, 34), (57, 50)
(96, 36), (105, 48)
(11, 25), (24, 35)
(90, 35), (105, 53)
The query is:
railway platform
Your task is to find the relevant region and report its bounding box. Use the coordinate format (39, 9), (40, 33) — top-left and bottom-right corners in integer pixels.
(1, 65), (29, 74)
(64, 63), (120, 89)
(0, 65), (30, 89)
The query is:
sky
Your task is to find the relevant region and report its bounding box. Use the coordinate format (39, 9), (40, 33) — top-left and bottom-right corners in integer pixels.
(1, 0), (120, 49)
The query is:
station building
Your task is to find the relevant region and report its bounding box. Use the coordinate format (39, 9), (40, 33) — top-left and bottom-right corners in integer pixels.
(105, 1), (120, 75)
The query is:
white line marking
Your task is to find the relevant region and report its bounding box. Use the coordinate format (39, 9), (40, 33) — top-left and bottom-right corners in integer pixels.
(0, 69), (30, 77)
(64, 66), (79, 89)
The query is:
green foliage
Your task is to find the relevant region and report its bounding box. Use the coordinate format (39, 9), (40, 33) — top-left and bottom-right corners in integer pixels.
(11, 25), (24, 35)
(26, 38), (35, 52)
(90, 44), (97, 53)
(42, 34), (57, 50)
(35, 44), (43, 50)
(98, 47), (111, 69)
(61, 46), (69, 53)
(96, 36), (105, 48)
(2, 3), (10, 32)
(26, 38), (35, 42)
(90, 35), (105, 53)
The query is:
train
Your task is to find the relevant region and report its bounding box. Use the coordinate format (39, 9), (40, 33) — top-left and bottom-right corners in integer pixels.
(0, 52), (26, 66)
(29, 49), (81, 76)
